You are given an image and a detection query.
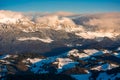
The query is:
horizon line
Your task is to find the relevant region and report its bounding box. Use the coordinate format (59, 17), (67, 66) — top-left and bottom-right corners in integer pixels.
(1, 9), (120, 14)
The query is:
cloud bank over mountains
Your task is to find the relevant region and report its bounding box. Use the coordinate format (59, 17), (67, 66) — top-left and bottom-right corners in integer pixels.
(0, 10), (120, 33)
(83, 13), (120, 33)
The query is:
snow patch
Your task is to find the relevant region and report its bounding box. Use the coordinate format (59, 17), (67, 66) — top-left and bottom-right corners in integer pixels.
(97, 72), (120, 80)
(72, 74), (91, 80)
(84, 49), (99, 55)
(117, 47), (120, 51)
(68, 49), (103, 59)
(75, 32), (119, 39)
(17, 37), (53, 43)
(113, 52), (120, 58)
(25, 58), (42, 64)
(30, 56), (57, 73)
(53, 58), (77, 69)
(91, 63), (119, 71)
(0, 54), (11, 59)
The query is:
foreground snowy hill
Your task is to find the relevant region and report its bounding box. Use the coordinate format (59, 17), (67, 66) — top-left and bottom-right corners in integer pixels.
(0, 48), (120, 80)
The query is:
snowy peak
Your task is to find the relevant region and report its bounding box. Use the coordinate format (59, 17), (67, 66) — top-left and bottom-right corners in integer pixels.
(0, 10), (23, 19)
(0, 10), (27, 24)
(35, 15), (76, 30)
(0, 10), (78, 32)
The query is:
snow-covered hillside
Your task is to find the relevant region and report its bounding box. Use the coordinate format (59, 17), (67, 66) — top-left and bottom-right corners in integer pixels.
(0, 48), (120, 80)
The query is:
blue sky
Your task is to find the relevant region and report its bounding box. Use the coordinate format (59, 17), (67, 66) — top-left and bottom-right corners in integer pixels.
(0, 0), (120, 13)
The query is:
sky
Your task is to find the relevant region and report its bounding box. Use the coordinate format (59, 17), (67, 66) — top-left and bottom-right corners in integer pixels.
(0, 0), (120, 13)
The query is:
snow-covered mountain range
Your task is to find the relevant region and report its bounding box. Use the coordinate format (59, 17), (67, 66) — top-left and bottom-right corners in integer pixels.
(0, 10), (120, 80)
(0, 10), (120, 54)
(0, 10), (120, 35)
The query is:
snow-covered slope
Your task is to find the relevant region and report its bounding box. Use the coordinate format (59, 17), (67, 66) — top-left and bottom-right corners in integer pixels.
(0, 48), (120, 80)
(17, 37), (53, 43)
(72, 72), (120, 80)
(75, 31), (119, 39)
(0, 10), (32, 25)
